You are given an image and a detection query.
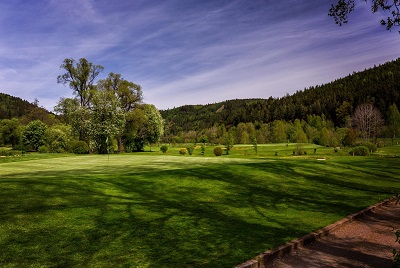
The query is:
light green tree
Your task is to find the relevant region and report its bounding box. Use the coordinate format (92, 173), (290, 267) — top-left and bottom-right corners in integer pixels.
(141, 104), (164, 151)
(45, 124), (71, 153)
(223, 132), (235, 155)
(88, 90), (125, 154)
(97, 73), (143, 152)
(271, 120), (287, 143)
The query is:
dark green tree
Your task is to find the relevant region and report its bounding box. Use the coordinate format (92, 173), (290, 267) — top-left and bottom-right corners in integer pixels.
(57, 58), (104, 108)
(329, 0), (400, 31)
(0, 118), (21, 147)
(22, 120), (47, 151)
(387, 104), (400, 144)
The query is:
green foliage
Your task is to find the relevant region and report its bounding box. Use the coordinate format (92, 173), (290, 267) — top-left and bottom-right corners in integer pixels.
(0, 93), (58, 125)
(252, 137), (258, 155)
(0, 118), (22, 147)
(22, 120), (47, 151)
(45, 125), (70, 153)
(223, 132), (234, 155)
(295, 143), (304, 155)
(88, 90), (125, 154)
(124, 104), (164, 152)
(161, 60), (400, 138)
(71, 141), (89, 154)
(349, 146), (370, 156)
(356, 141), (377, 153)
(57, 58), (104, 107)
(0, 148), (22, 156)
(38, 145), (49, 154)
(160, 145), (168, 153)
(179, 148), (187, 155)
(186, 146), (194, 155)
(214, 147), (223, 156)
(342, 128), (358, 147)
(388, 104), (400, 144)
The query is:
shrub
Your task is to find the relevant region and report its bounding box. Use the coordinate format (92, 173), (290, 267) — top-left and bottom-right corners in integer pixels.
(186, 146), (194, 155)
(71, 141), (89, 154)
(214, 147), (223, 156)
(160, 145), (168, 153)
(349, 146), (369, 156)
(0, 149), (22, 156)
(357, 142), (377, 153)
(38, 145), (49, 154)
(179, 148), (187, 155)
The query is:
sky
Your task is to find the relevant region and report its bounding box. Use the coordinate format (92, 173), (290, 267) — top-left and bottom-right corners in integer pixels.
(1, 0), (400, 111)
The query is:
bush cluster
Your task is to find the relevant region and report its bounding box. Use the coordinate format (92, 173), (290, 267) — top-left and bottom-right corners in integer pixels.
(0, 149), (22, 156)
(179, 148), (187, 155)
(71, 141), (89, 154)
(349, 146), (370, 156)
(356, 142), (377, 153)
(38, 145), (49, 154)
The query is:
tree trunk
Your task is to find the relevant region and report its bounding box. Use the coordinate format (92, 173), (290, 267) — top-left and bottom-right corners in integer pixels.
(117, 133), (124, 153)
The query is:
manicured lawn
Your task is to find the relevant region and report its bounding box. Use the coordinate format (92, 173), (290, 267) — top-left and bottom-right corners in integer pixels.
(0, 152), (399, 267)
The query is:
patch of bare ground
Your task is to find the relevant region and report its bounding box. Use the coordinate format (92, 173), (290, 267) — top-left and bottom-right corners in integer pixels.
(267, 201), (400, 268)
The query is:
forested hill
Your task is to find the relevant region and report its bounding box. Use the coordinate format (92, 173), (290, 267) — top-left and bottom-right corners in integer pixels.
(0, 93), (57, 124)
(161, 58), (400, 134)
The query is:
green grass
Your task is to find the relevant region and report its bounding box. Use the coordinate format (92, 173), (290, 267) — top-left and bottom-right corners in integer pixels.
(0, 149), (399, 267)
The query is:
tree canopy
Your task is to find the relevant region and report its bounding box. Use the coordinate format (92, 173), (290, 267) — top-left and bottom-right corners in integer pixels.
(329, 0), (400, 31)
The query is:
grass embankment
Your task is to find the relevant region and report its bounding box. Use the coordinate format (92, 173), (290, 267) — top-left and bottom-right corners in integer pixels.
(0, 149), (399, 267)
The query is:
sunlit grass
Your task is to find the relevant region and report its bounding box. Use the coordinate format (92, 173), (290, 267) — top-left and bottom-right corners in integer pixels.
(0, 148), (399, 267)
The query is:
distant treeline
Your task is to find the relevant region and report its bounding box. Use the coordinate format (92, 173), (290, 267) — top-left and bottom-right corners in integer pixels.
(0, 93), (58, 125)
(161, 58), (400, 135)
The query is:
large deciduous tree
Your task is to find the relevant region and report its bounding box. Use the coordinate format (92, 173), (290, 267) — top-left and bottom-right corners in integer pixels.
(88, 90), (125, 154)
(57, 58), (104, 108)
(57, 58), (104, 142)
(329, 0), (400, 31)
(123, 104), (164, 152)
(352, 103), (384, 141)
(97, 73), (143, 152)
(54, 97), (90, 142)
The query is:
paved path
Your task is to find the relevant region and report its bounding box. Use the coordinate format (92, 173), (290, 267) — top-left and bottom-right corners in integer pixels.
(267, 201), (400, 268)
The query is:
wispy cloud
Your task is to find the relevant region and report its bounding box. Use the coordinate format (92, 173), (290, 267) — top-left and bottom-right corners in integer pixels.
(0, 0), (399, 110)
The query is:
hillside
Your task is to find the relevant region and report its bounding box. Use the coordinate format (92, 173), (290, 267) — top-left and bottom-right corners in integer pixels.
(161, 58), (400, 134)
(0, 93), (57, 124)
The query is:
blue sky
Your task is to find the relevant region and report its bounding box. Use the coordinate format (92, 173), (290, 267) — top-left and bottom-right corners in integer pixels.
(1, 0), (399, 111)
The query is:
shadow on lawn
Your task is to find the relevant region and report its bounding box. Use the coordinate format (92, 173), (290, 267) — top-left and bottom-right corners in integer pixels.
(0, 157), (399, 267)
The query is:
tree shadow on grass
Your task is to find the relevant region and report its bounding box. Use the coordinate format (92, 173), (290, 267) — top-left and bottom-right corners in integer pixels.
(0, 157), (399, 267)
